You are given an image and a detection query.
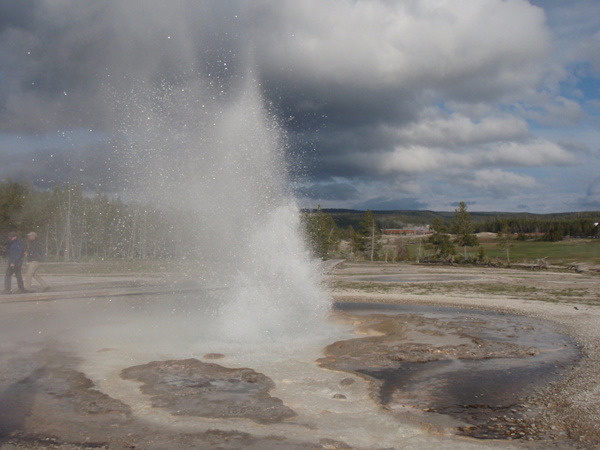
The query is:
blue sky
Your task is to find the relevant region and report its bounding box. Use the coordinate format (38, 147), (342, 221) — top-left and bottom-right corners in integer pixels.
(0, 0), (599, 213)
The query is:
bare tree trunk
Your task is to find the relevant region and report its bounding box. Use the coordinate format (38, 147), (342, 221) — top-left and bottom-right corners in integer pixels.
(55, 230), (63, 260)
(141, 212), (148, 259)
(371, 220), (375, 262)
(64, 189), (72, 261)
(44, 226), (49, 258)
(128, 211), (137, 259)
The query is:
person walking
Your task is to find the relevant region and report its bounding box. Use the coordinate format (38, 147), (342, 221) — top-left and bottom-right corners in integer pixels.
(25, 231), (49, 292)
(4, 232), (26, 294)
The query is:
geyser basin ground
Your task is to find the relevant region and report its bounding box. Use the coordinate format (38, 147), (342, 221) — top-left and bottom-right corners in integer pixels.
(1, 263), (599, 448)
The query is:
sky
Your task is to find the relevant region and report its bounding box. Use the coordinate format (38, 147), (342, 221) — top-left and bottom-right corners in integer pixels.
(0, 0), (599, 213)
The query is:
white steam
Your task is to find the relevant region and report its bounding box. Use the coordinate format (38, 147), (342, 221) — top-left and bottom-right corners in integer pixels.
(117, 74), (332, 343)
(219, 203), (331, 342)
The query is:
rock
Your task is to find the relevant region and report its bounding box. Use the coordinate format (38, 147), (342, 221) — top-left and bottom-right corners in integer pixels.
(121, 359), (296, 424)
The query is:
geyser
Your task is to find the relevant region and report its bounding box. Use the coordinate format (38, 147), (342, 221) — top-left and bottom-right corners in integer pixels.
(116, 75), (331, 343)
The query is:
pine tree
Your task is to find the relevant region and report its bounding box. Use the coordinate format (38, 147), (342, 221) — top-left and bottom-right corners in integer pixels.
(0, 180), (27, 234)
(427, 218), (455, 260)
(451, 201), (478, 258)
(304, 205), (339, 259)
(349, 225), (364, 257)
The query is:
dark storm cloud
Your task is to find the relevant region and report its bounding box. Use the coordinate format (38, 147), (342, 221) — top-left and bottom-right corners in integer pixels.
(292, 122), (403, 181)
(0, 2), (113, 132)
(0, 1), (249, 133)
(0, 0), (37, 30)
(0, 138), (119, 192)
(0, 0), (256, 193)
(294, 181), (359, 201)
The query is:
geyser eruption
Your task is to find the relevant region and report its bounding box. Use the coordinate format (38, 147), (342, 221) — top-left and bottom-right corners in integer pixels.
(10, 0), (333, 345)
(117, 75), (331, 343)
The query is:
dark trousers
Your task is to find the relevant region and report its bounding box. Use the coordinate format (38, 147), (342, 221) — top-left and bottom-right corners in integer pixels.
(5, 263), (24, 291)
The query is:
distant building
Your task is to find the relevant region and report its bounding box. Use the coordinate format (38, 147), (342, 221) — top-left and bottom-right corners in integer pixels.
(382, 226), (431, 236)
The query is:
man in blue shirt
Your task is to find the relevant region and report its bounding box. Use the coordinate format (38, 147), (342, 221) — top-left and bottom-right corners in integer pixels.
(4, 232), (27, 294)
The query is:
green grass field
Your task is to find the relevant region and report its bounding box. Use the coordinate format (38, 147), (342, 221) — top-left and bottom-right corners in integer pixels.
(480, 239), (600, 265)
(404, 237), (600, 266)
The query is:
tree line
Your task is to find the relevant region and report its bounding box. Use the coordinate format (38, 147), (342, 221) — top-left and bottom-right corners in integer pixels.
(473, 216), (598, 239)
(2, 180), (598, 262)
(316, 208), (599, 238)
(0, 181), (190, 260)
(303, 207), (385, 261)
(303, 202), (600, 261)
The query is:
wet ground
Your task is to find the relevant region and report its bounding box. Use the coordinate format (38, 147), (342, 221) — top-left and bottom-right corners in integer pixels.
(120, 359), (297, 424)
(324, 303), (580, 441)
(0, 273), (584, 449)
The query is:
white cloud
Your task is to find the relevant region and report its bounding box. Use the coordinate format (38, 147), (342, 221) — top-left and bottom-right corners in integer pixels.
(392, 109), (530, 147)
(517, 95), (584, 126)
(254, 0), (550, 96)
(378, 146), (443, 174)
(484, 139), (577, 166)
(465, 169), (537, 196)
(367, 138), (575, 178)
